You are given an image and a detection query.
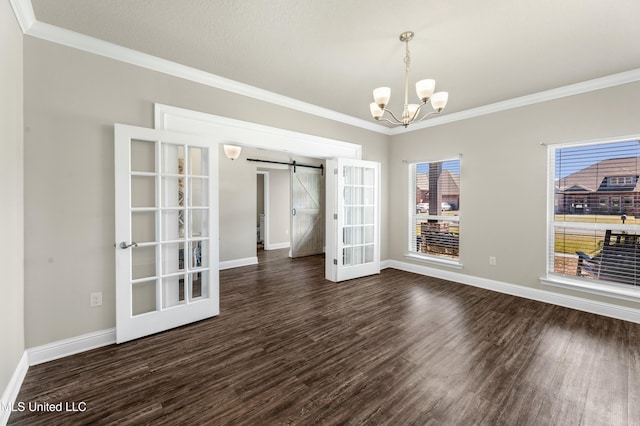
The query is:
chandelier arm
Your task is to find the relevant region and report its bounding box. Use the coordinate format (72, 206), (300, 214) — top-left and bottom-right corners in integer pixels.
(415, 110), (442, 123)
(408, 102), (427, 123)
(382, 108), (404, 124)
(376, 117), (400, 126)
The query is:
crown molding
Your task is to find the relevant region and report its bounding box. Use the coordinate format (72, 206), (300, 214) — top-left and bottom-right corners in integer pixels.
(14, 0), (390, 135)
(8, 0), (35, 32)
(389, 67), (640, 135)
(11, 0), (640, 137)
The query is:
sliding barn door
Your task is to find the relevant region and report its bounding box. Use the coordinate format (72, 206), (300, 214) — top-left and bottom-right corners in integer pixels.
(290, 167), (324, 257)
(114, 124), (219, 343)
(326, 158), (380, 282)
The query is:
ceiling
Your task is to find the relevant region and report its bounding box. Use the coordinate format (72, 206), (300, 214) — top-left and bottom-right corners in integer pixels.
(28, 0), (640, 126)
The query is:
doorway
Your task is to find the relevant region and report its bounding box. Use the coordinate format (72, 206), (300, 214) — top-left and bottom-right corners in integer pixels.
(256, 162), (325, 258)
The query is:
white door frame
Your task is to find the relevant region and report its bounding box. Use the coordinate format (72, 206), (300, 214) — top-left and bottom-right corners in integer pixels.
(154, 104), (362, 159)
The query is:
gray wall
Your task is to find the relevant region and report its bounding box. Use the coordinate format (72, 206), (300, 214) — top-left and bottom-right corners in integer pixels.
(389, 82), (640, 309)
(23, 37), (389, 347)
(0, 0), (25, 396)
(267, 169), (292, 247)
(257, 174), (264, 219)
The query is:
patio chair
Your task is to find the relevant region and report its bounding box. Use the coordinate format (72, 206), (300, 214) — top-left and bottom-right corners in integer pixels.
(576, 251), (600, 278)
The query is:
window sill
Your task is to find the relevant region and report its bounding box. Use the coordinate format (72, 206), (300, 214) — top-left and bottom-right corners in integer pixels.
(404, 252), (463, 270)
(540, 274), (640, 303)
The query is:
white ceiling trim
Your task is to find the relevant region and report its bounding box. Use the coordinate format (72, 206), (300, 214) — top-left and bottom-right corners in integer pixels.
(389, 68), (640, 135)
(8, 0), (35, 33)
(11, 0), (640, 137)
(13, 0), (390, 135)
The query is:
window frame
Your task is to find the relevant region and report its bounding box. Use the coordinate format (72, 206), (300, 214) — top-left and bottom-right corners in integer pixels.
(406, 157), (462, 269)
(542, 134), (640, 302)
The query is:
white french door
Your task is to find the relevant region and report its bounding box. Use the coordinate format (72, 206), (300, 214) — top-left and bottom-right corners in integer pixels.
(290, 167), (324, 258)
(326, 158), (380, 282)
(114, 124), (219, 343)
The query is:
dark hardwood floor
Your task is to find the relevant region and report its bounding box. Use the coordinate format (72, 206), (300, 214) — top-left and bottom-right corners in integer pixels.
(9, 249), (640, 425)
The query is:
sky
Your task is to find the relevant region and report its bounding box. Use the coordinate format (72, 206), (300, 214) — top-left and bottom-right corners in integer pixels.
(416, 159), (460, 174)
(556, 139), (640, 178)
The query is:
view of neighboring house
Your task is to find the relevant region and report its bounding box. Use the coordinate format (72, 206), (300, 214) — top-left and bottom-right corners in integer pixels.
(555, 157), (640, 216)
(416, 169), (460, 211)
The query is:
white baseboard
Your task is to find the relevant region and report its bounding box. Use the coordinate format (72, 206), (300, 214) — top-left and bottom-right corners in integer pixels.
(385, 259), (640, 324)
(0, 352), (29, 426)
(27, 328), (116, 366)
(264, 242), (290, 250)
(219, 257), (258, 270)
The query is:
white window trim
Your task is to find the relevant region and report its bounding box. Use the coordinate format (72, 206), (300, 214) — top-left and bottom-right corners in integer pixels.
(541, 133), (640, 300)
(404, 252), (464, 269)
(541, 274), (640, 303)
(407, 157), (462, 268)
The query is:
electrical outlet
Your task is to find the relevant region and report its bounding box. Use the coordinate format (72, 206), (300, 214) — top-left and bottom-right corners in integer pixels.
(90, 292), (103, 307)
(489, 256), (497, 266)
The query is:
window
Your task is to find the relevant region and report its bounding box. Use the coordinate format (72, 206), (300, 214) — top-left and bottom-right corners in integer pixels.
(408, 158), (461, 264)
(548, 138), (640, 293)
(610, 176), (634, 185)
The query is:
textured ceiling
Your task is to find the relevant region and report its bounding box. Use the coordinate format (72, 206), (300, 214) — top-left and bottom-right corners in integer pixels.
(30, 0), (640, 125)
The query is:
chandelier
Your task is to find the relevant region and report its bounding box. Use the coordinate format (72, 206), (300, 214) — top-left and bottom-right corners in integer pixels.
(369, 31), (449, 127)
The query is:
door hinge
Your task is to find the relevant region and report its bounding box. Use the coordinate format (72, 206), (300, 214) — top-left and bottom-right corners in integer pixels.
(333, 213), (338, 220)
(334, 168), (338, 175)
(333, 259), (338, 265)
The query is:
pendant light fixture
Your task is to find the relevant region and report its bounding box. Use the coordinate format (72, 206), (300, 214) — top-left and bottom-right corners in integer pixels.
(370, 31), (449, 127)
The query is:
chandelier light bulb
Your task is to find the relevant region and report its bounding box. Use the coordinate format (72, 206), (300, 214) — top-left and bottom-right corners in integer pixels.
(416, 79), (435, 102)
(370, 103), (383, 119)
(431, 92), (449, 112)
(372, 87), (391, 108)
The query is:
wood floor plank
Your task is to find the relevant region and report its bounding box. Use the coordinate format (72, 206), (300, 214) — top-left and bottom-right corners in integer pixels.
(8, 249), (640, 425)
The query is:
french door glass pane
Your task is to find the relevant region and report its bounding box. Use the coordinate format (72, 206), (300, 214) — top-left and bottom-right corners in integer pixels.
(191, 270), (208, 299)
(365, 245), (374, 263)
(162, 275), (186, 308)
(131, 176), (156, 208)
(343, 247), (352, 266)
(162, 242), (185, 274)
(132, 211), (155, 243)
(343, 227), (352, 245)
(132, 280), (156, 316)
(364, 226), (374, 244)
(161, 144), (185, 175)
(132, 245), (156, 280)
(363, 168), (375, 186)
(161, 209), (185, 241)
(189, 147), (208, 175)
(190, 209), (208, 238)
(364, 207), (374, 224)
(131, 139), (155, 173)
(190, 178), (208, 207)
(162, 177), (184, 208)
(191, 241), (208, 269)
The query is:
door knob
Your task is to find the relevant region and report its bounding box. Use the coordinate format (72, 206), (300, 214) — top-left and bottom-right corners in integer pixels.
(119, 242), (138, 249)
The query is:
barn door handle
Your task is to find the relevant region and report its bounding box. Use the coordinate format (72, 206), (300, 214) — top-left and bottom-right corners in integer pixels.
(292, 208), (297, 216)
(119, 241), (138, 249)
